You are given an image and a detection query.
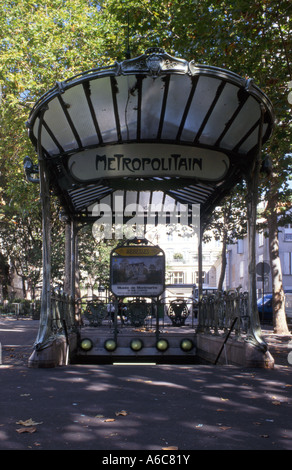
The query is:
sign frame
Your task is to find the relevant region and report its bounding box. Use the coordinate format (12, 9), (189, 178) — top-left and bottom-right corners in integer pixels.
(68, 143), (230, 183)
(110, 241), (165, 298)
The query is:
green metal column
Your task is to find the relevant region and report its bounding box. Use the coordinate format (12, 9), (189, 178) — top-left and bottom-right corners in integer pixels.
(197, 225), (204, 332)
(245, 104), (268, 352)
(35, 107), (53, 348)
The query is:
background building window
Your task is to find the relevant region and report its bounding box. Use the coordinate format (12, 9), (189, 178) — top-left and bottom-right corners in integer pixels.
(194, 271), (208, 284)
(171, 271), (184, 284)
(258, 231), (264, 247)
(240, 260), (244, 278)
(283, 252), (292, 275)
(237, 239), (244, 254)
(284, 228), (292, 242)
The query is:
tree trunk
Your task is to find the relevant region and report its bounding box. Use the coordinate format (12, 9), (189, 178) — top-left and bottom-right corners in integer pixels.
(218, 231), (227, 291)
(21, 275), (27, 299)
(267, 193), (290, 335)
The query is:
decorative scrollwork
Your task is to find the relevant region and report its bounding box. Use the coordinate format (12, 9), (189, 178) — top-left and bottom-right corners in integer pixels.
(127, 300), (150, 327)
(84, 300), (107, 327)
(121, 48), (189, 77)
(167, 299), (189, 327)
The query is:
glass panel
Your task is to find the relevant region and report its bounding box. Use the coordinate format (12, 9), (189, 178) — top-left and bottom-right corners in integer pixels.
(181, 76), (221, 142)
(220, 96), (261, 150)
(151, 191), (164, 207)
(116, 75), (139, 141)
(33, 117), (60, 156)
(161, 75), (193, 140)
(62, 84), (100, 147)
(238, 123), (268, 153)
(125, 191), (139, 206)
(140, 77), (164, 139)
(138, 191), (152, 209)
(90, 77), (118, 143)
(163, 194), (177, 211)
(45, 98), (77, 151)
(198, 82), (241, 145)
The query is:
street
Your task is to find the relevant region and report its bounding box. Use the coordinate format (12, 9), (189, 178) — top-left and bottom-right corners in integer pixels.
(0, 317), (292, 451)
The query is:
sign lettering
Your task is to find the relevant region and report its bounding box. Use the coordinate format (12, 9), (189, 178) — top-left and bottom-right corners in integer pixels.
(95, 153), (203, 174)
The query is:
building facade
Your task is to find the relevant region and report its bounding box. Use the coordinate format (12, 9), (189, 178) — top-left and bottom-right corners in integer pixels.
(226, 220), (292, 296)
(147, 226), (222, 302)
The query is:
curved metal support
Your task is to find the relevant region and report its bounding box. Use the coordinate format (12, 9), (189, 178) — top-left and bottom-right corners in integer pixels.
(245, 105), (268, 352)
(23, 156), (40, 183)
(34, 107), (53, 350)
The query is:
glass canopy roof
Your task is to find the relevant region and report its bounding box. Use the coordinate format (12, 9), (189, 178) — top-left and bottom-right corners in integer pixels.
(27, 48), (274, 225)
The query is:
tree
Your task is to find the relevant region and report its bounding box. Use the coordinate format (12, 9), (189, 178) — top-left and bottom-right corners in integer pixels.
(78, 225), (117, 296)
(0, 175), (43, 298)
(0, 182), (67, 299)
(266, 186), (290, 335)
(0, 252), (10, 299)
(206, 185), (247, 291)
(261, 147), (291, 334)
(0, 0), (111, 298)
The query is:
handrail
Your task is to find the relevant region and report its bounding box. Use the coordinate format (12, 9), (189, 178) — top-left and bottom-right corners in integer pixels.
(214, 316), (239, 365)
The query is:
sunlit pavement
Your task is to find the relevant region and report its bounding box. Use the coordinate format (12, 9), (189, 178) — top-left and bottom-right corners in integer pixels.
(1, 318), (292, 451)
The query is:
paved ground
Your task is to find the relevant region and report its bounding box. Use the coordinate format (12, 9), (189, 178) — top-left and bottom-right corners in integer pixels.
(0, 316), (292, 453)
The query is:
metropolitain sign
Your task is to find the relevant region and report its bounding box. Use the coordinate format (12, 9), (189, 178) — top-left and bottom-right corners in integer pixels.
(68, 144), (229, 182)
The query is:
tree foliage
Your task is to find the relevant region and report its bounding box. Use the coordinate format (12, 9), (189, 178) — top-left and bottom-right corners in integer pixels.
(78, 224), (117, 294)
(206, 184), (247, 290)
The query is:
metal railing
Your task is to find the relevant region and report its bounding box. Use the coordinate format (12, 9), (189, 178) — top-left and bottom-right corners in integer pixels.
(198, 291), (249, 335)
(81, 298), (160, 330)
(78, 291), (249, 337)
(51, 292), (77, 334)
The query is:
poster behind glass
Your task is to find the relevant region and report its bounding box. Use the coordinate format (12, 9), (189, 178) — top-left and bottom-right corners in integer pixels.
(110, 255), (165, 297)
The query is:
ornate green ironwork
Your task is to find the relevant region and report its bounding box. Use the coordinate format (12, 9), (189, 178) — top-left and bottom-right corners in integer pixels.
(84, 300), (107, 327)
(127, 300), (151, 327)
(167, 299), (190, 326)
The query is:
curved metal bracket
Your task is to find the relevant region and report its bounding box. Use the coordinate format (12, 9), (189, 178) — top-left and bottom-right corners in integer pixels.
(23, 156), (39, 183)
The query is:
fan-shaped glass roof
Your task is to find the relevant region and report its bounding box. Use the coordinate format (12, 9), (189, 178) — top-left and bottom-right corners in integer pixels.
(27, 48), (274, 225)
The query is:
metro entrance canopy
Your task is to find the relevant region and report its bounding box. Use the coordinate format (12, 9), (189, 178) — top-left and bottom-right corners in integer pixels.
(26, 48), (275, 367)
(26, 47), (274, 225)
